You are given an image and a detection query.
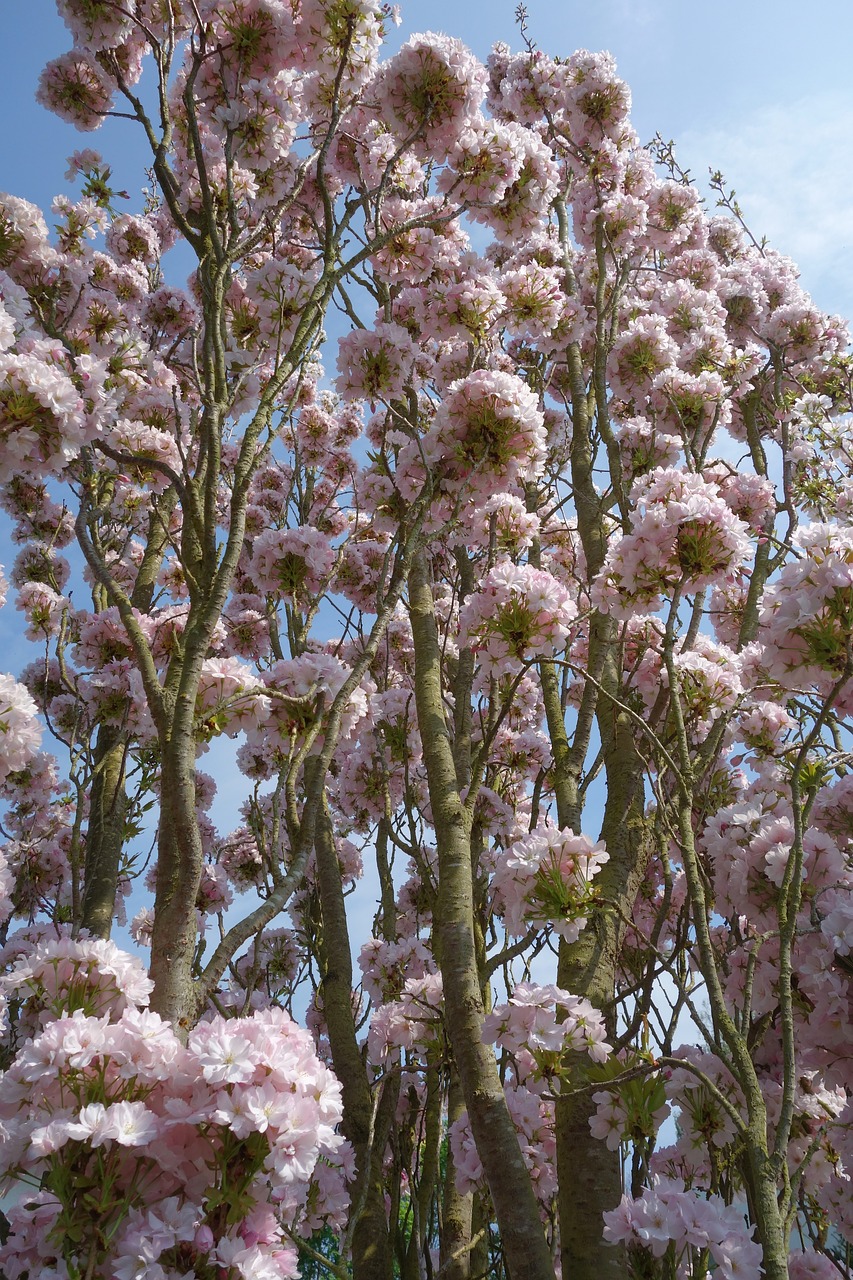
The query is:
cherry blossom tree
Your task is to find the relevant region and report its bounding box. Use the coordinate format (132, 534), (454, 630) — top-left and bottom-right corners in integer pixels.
(0, 4), (852, 1280)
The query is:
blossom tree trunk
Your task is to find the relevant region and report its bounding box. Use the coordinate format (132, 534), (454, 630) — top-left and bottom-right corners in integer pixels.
(409, 547), (557, 1280)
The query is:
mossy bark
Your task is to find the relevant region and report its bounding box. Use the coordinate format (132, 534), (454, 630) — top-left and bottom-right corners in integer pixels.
(409, 549), (555, 1280)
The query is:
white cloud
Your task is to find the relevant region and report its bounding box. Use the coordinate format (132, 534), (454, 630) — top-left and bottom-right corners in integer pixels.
(612, 0), (660, 24)
(678, 91), (853, 319)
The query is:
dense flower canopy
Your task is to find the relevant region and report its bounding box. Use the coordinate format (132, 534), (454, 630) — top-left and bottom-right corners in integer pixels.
(0, 5), (851, 1280)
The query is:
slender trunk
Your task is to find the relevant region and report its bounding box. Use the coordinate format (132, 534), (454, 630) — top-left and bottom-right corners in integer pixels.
(402, 1058), (442, 1280)
(441, 1070), (474, 1280)
(470, 1194), (490, 1280)
(148, 712), (205, 1029)
(80, 725), (128, 938)
(557, 717), (649, 1278)
(538, 615), (649, 1278)
(314, 798), (393, 1280)
(80, 492), (176, 940)
(540, 278), (653, 1272)
(745, 1146), (789, 1280)
(409, 549), (555, 1280)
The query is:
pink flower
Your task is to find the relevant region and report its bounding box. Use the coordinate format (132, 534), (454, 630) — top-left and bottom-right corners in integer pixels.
(36, 50), (114, 131)
(249, 527), (336, 601)
(492, 825), (608, 941)
(96, 1101), (160, 1148)
(0, 348), (88, 482)
(592, 467), (752, 618)
(336, 322), (416, 406)
(375, 33), (487, 161)
(56, 0), (134, 52)
(711, 1234), (763, 1280)
(0, 673), (42, 782)
(459, 561), (577, 677)
(188, 1024), (259, 1085)
(483, 982), (610, 1070)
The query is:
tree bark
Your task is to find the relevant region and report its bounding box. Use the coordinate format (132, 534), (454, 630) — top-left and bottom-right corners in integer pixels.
(148, 711), (205, 1029)
(440, 1070), (474, 1280)
(314, 797), (394, 1280)
(409, 548), (555, 1280)
(80, 724), (128, 938)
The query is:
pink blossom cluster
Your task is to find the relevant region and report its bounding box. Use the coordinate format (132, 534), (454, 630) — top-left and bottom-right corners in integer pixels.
(374, 33), (487, 162)
(216, 70), (304, 170)
(702, 786), (849, 934)
(431, 275), (505, 345)
(370, 198), (470, 286)
(358, 935), (434, 1004)
(735, 697), (796, 753)
(336, 321), (416, 407)
(657, 1051), (743, 1168)
(36, 48), (116, 130)
(486, 45), (632, 151)
(609, 314), (679, 402)
(16, 580), (70, 641)
(437, 118), (531, 209)
(1, 935), (155, 1028)
(239, 652), (366, 779)
(499, 262), (568, 343)
(477, 125), (559, 242)
(195, 655), (267, 739)
(449, 1085), (557, 1210)
(195, 0), (298, 79)
(366, 973), (444, 1065)
(588, 1069), (670, 1153)
(592, 467), (752, 618)
(614, 417), (681, 481)
(759, 521), (853, 710)
(111, 417), (181, 490)
(492, 825), (609, 941)
(56, 0), (134, 53)
(0, 345), (89, 482)
(0, 753), (75, 922)
(483, 982), (611, 1087)
(0, 671), (42, 783)
(104, 213), (161, 266)
(705, 462), (776, 532)
(459, 561), (577, 676)
(602, 1178), (763, 1278)
(249, 526), (337, 601)
(455, 492), (541, 555)
(336, 535), (395, 609)
(669, 641), (744, 737)
(417, 369), (547, 498)
(0, 938), (346, 1280)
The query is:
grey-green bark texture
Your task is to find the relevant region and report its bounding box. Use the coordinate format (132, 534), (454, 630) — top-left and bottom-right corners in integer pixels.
(80, 724), (128, 939)
(409, 548), (556, 1280)
(314, 799), (395, 1280)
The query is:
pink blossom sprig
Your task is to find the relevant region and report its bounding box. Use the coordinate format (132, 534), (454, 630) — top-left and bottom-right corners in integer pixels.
(759, 521), (853, 710)
(0, 938), (346, 1280)
(459, 561), (577, 677)
(592, 467), (752, 619)
(483, 982), (611, 1088)
(492, 825), (609, 942)
(602, 1178), (763, 1278)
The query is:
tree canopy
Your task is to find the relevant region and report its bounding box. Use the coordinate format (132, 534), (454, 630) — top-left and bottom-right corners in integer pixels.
(0, 4), (851, 1280)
